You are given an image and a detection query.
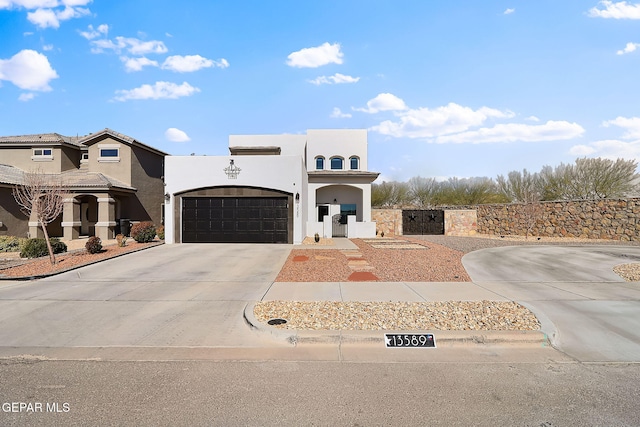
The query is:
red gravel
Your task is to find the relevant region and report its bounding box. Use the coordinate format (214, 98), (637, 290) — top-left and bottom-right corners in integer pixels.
(0, 241), (161, 278)
(275, 239), (471, 282)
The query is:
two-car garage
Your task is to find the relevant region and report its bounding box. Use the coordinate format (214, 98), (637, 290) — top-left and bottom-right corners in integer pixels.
(175, 187), (293, 244)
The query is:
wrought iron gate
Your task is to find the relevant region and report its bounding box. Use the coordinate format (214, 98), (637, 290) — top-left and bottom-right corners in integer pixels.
(402, 210), (445, 235)
(332, 214), (347, 237)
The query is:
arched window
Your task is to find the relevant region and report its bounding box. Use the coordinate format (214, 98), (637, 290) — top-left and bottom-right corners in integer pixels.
(315, 156), (325, 170)
(349, 156), (359, 170)
(330, 156), (344, 170)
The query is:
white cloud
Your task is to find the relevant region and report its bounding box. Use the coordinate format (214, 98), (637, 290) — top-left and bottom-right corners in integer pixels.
(161, 55), (229, 72)
(355, 93), (408, 114)
(26, 4), (89, 29)
(0, 1), (59, 9)
(42, 43), (53, 51)
(79, 23), (108, 40)
(617, 42), (640, 54)
(434, 121), (585, 144)
(526, 115), (540, 122)
(588, 1), (640, 19)
(0, 49), (58, 91)
(603, 116), (640, 139)
(113, 81), (200, 101)
(90, 36), (167, 55)
(371, 101), (514, 137)
(120, 56), (158, 72)
(569, 139), (640, 161)
(286, 42), (343, 68)
(309, 73), (359, 85)
(330, 107), (352, 119)
(165, 127), (191, 142)
(504, 8), (515, 14)
(18, 92), (35, 101)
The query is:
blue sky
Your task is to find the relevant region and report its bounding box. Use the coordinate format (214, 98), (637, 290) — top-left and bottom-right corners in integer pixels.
(2, 1), (640, 182)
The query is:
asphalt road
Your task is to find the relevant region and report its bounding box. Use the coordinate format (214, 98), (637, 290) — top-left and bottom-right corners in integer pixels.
(462, 245), (640, 362)
(1, 359), (639, 426)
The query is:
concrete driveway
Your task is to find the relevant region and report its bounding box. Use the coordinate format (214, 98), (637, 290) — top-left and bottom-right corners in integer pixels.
(0, 244), (291, 355)
(462, 245), (640, 362)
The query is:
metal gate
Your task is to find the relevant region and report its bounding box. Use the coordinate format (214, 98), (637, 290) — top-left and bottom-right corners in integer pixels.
(332, 214), (347, 237)
(402, 210), (445, 235)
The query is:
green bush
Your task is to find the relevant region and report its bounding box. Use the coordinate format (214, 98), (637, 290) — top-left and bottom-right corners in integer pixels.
(0, 236), (25, 253)
(85, 236), (102, 254)
(130, 221), (156, 243)
(156, 225), (165, 240)
(20, 238), (67, 259)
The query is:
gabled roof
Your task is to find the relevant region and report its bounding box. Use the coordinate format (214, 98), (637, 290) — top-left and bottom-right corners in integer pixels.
(0, 133), (83, 148)
(79, 128), (168, 157)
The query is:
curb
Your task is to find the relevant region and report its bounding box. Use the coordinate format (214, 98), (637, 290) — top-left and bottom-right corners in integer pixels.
(0, 242), (164, 281)
(243, 302), (550, 348)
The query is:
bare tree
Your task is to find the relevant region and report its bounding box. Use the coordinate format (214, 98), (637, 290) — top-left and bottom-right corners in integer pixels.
(13, 170), (67, 264)
(408, 176), (439, 207)
(538, 157), (639, 200)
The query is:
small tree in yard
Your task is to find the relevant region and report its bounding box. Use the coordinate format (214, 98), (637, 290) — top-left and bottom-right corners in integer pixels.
(12, 170), (67, 265)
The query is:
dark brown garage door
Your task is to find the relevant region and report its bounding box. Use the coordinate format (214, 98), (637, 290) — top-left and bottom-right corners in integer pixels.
(182, 197), (289, 243)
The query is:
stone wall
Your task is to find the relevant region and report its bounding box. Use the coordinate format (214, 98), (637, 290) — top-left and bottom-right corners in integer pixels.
(372, 209), (402, 236)
(444, 209), (477, 236)
(476, 198), (640, 241)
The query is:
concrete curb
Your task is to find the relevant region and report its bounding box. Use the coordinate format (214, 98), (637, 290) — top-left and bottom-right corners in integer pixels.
(243, 302), (551, 348)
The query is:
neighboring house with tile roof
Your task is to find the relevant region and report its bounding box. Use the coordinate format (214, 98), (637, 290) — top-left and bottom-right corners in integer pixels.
(0, 129), (166, 241)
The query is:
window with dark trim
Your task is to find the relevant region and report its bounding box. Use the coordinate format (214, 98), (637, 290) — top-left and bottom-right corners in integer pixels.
(330, 157), (343, 170)
(349, 156), (359, 170)
(316, 156), (325, 170)
(100, 148), (119, 157)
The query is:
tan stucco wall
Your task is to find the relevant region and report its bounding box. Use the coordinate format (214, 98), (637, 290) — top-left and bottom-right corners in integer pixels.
(0, 147), (63, 173)
(87, 137), (132, 186)
(122, 146), (164, 226)
(0, 187), (28, 237)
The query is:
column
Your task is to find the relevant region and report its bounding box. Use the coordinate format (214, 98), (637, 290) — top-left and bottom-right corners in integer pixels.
(95, 197), (116, 241)
(61, 197), (81, 240)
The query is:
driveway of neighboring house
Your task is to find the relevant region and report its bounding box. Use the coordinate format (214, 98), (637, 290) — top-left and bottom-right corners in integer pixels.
(0, 244), (292, 354)
(462, 246), (640, 362)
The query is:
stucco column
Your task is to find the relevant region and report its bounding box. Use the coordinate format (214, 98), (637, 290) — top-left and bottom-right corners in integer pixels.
(61, 197), (81, 240)
(95, 197), (116, 241)
(28, 210), (42, 238)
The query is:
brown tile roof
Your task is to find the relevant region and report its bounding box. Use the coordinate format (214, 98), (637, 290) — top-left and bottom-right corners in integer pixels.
(0, 133), (83, 147)
(79, 128), (168, 156)
(0, 164), (135, 191)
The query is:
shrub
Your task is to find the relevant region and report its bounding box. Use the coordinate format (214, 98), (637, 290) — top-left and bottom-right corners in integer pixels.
(156, 225), (165, 240)
(20, 238), (67, 259)
(130, 221), (156, 243)
(116, 234), (127, 247)
(85, 236), (102, 254)
(0, 236), (25, 253)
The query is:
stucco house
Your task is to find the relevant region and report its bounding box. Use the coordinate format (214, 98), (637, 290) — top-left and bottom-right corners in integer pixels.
(0, 129), (166, 241)
(164, 129), (379, 244)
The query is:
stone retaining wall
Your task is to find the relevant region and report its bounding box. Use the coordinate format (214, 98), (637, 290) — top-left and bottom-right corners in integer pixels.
(371, 209), (402, 236)
(444, 210), (477, 237)
(476, 198), (640, 241)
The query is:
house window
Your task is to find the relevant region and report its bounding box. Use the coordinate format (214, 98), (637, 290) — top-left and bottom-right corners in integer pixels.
(98, 145), (120, 162)
(330, 157), (344, 170)
(32, 148), (53, 161)
(81, 152), (89, 163)
(349, 156), (359, 170)
(315, 156), (325, 170)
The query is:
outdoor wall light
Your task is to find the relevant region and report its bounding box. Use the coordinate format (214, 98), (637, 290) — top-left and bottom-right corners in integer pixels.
(295, 192), (300, 202)
(333, 198), (337, 203)
(164, 193), (170, 202)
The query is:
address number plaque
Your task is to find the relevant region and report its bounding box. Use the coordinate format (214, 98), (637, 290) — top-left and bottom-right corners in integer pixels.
(385, 333), (436, 348)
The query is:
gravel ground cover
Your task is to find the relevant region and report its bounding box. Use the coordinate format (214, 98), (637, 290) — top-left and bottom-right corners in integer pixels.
(613, 263), (640, 281)
(254, 300), (540, 331)
(0, 240), (162, 279)
(275, 238), (470, 282)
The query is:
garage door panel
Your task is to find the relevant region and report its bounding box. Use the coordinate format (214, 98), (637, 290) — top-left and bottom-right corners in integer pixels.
(182, 196), (289, 243)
